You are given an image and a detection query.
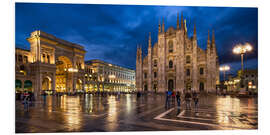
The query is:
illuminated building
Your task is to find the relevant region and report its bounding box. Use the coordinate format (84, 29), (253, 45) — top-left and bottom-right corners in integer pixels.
(15, 30), (135, 97)
(136, 13), (219, 93)
(84, 60), (135, 93)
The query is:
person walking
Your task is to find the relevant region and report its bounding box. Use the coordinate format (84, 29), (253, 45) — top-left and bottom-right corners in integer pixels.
(185, 91), (192, 110)
(42, 91), (47, 104)
(165, 90), (170, 109)
(23, 92), (30, 110)
(176, 91), (181, 109)
(172, 90), (176, 106)
(193, 91), (199, 112)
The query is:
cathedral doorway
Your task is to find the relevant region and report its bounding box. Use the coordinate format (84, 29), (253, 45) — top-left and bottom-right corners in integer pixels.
(144, 84), (148, 91)
(168, 79), (174, 91)
(199, 82), (204, 91)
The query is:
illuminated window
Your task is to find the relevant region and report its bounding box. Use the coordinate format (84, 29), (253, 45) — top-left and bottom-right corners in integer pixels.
(47, 55), (50, 64)
(42, 54), (46, 63)
(24, 56), (28, 63)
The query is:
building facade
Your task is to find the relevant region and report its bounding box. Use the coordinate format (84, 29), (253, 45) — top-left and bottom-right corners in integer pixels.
(136, 13), (220, 93)
(223, 69), (258, 94)
(84, 60), (135, 93)
(15, 30), (135, 97)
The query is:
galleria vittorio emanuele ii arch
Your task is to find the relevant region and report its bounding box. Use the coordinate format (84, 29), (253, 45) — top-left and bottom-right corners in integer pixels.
(16, 30), (86, 98)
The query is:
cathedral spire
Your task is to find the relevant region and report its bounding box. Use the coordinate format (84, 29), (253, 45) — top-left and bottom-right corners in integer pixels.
(177, 12), (180, 30)
(181, 12), (184, 30)
(212, 29), (215, 45)
(136, 44), (140, 60)
(207, 30), (211, 49)
(148, 32), (152, 48)
(193, 21), (197, 39)
(162, 18), (165, 33)
(158, 19), (161, 33)
(212, 29), (217, 54)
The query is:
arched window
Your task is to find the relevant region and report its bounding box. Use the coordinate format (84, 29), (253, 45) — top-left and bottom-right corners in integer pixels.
(20, 65), (25, 70)
(200, 68), (204, 75)
(24, 56), (28, 63)
(144, 73), (147, 79)
(186, 69), (190, 76)
(42, 54), (46, 63)
(153, 60), (157, 67)
(169, 40), (173, 53)
(186, 55), (191, 64)
(47, 55), (50, 64)
(169, 60), (173, 68)
(154, 72), (157, 78)
(18, 55), (22, 62)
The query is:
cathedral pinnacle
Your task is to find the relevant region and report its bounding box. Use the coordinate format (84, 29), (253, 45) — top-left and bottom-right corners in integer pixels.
(184, 19), (187, 33)
(181, 12), (184, 30)
(158, 19), (161, 33)
(148, 32), (152, 48)
(212, 29), (215, 45)
(207, 30), (211, 49)
(162, 18), (165, 33)
(177, 12), (180, 29)
(193, 21), (197, 38)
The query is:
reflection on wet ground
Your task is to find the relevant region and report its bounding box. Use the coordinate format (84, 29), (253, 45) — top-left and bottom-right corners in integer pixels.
(16, 94), (257, 133)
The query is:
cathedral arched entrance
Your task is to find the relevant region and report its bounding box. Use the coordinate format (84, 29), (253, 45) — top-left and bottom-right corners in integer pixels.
(42, 76), (52, 91)
(55, 56), (73, 93)
(199, 82), (204, 92)
(144, 84), (148, 91)
(168, 79), (174, 91)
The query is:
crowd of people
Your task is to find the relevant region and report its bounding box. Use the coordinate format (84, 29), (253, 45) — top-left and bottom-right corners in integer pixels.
(17, 89), (200, 111)
(165, 89), (199, 112)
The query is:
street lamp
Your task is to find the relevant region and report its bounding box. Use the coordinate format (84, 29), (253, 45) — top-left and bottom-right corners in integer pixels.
(233, 43), (253, 72)
(219, 65), (230, 81)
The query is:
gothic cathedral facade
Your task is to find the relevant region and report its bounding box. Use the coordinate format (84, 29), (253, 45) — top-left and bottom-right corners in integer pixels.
(136, 13), (220, 93)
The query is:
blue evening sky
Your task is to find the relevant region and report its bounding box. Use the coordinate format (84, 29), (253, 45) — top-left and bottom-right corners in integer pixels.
(15, 3), (258, 76)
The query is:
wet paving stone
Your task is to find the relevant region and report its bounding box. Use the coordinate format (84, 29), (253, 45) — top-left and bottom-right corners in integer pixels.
(16, 93), (258, 133)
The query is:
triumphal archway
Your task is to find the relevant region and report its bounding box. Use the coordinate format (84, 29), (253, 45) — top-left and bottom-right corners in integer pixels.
(26, 30), (86, 97)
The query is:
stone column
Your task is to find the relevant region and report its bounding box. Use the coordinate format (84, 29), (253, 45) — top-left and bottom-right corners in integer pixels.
(21, 80), (24, 92)
(52, 73), (56, 91)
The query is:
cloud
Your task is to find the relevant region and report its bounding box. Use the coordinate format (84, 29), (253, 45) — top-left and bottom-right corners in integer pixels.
(16, 3), (258, 72)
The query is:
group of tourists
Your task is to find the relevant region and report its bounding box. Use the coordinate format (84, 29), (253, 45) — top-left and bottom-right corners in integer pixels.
(165, 89), (199, 111)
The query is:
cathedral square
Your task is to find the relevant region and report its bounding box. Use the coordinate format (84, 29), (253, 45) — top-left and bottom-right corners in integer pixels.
(15, 3), (258, 133)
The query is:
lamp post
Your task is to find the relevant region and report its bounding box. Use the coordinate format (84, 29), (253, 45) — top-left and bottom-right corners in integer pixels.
(219, 65), (230, 81)
(233, 43), (253, 72)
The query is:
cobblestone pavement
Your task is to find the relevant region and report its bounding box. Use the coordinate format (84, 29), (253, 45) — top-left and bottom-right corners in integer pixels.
(15, 93), (258, 133)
